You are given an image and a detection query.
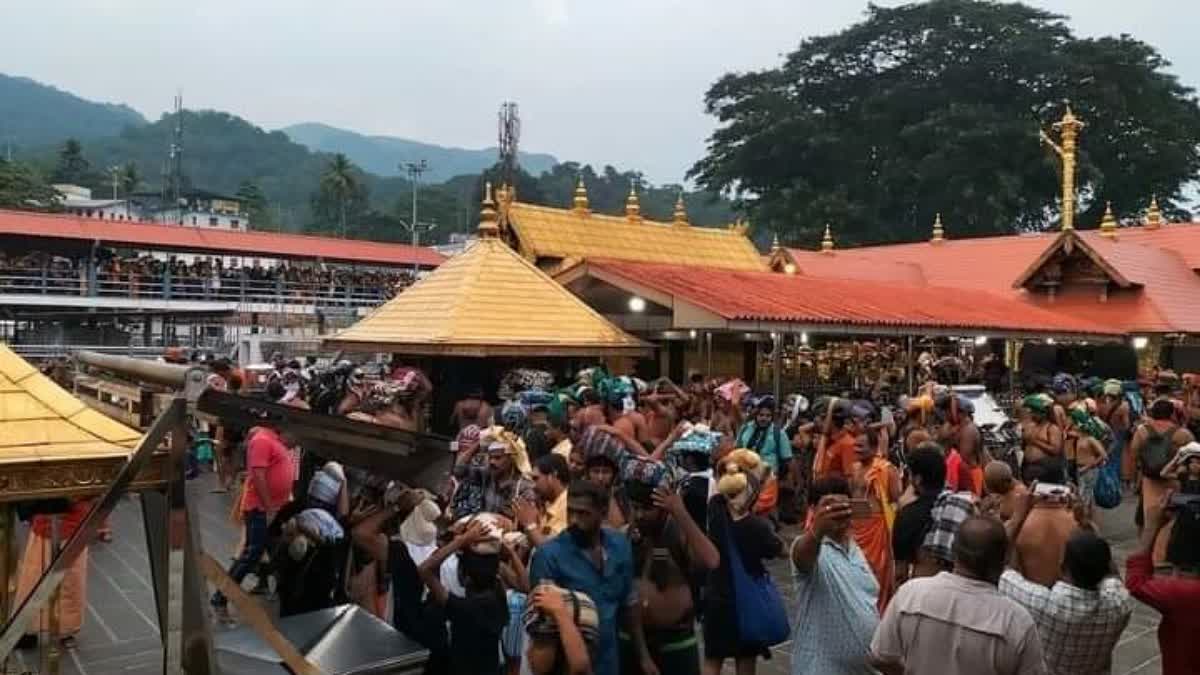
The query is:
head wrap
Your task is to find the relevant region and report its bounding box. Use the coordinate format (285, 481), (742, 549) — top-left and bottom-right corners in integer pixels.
(784, 393), (810, 429)
(389, 366), (431, 395)
(748, 394), (777, 412)
(399, 494), (441, 547)
(1103, 379), (1123, 397)
(715, 449), (770, 518)
(1070, 403), (1104, 441)
(1023, 393), (1053, 415)
(715, 378), (750, 403)
(456, 424), (482, 451)
(524, 585), (600, 646)
(577, 426), (627, 470)
(546, 392), (571, 427)
(452, 513), (506, 555)
(621, 457), (668, 505)
(1051, 373), (1077, 395)
(1177, 441), (1200, 463)
(598, 376), (636, 411)
(292, 508), (344, 546)
(499, 368), (555, 401)
(307, 462), (345, 510)
(500, 400), (530, 433)
(483, 427), (531, 475)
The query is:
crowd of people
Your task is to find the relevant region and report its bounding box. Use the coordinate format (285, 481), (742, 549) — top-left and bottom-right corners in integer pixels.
(0, 250), (414, 302)
(27, 353), (1200, 674)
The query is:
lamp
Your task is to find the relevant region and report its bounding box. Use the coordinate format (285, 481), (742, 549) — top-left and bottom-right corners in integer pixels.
(1132, 336), (1149, 350)
(974, 336), (988, 346)
(628, 296), (646, 313)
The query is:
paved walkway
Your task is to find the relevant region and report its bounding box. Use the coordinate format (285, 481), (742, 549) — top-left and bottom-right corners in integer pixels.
(10, 477), (1165, 675)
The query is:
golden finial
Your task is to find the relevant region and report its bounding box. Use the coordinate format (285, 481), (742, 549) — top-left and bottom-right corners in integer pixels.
(478, 182), (499, 237)
(820, 223), (834, 253)
(625, 185), (641, 221)
(771, 232), (782, 254)
(1145, 194), (1163, 230)
(931, 212), (945, 244)
(1098, 201), (1117, 238)
(1041, 103), (1086, 232)
(672, 193), (689, 226)
(573, 176), (590, 215)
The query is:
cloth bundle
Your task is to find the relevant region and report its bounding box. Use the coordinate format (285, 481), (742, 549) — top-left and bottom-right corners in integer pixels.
(498, 368), (556, 401)
(523, 584), (600, 646)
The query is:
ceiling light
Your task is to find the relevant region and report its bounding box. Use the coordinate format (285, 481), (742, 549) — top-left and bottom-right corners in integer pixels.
(628, 296), (646, 313)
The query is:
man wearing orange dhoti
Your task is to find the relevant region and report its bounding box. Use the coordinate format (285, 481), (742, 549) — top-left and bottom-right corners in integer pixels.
(15, 499), (92, 649)
(851, 428), (901, 611)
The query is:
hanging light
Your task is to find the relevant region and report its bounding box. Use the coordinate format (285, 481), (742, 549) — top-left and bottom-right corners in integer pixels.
(689, 329), (697, 339)
(974, 335), (988, 346)
(1132, 336), (1149, 350)
(800, 332), (810, 345)
(628, 296), (646, 313)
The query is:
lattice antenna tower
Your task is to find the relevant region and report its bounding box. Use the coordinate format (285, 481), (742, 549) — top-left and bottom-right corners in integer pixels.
(497, 102), (521, 188)
(169, 93), (184, 221)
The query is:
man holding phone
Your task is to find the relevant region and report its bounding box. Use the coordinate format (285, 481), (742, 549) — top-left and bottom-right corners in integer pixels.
(790, 476), (880, 674)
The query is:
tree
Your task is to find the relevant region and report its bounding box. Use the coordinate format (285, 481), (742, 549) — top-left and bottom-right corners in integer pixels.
(689, 0), (1200, 246)
(51, 138), (93, 185)
(312, 154), (368, 237)
(235, 179), (275, 230)
(0, 159), (60, 210)
(118, 161), (140, 196)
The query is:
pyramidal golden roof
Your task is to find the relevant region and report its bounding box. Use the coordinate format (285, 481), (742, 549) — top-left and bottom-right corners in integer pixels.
(502, 200), (766, 272)
(0, 344), (141, 461)
(324, 236), (652, 357)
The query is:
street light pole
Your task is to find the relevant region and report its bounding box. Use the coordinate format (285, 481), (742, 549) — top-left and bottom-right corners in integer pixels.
(400, 160), (434, 276)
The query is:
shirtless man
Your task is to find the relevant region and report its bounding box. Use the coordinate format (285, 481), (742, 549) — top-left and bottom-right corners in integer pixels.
(642, 379), (684, 447)
(1021, 394), (1064, 485)
(451, 386), (493, 430)
(607, 383), (652, 452)
(982, 461), (1027, 521)
(1097, 380), (1133, 489)
(575, 389), (607, 432)
(1011, 476), (1080, 587)
(1130, 399), (1194, 560)
(1067, 410), (1109, 512)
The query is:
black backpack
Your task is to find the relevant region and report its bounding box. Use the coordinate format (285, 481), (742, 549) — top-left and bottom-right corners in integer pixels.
(1139, 424), (1178, 478)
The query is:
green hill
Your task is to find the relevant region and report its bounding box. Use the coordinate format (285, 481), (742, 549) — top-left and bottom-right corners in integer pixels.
(0, 73), (146, 150)
(283, 122), (558, 182)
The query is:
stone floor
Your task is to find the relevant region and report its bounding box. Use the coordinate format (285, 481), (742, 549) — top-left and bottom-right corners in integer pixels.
(9, 475), (1165, 674)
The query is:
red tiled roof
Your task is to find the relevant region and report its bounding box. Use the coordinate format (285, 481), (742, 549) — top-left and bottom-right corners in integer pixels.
(0, 209), (444, 268)
(782, 222), (1200, 334)
(587, 260), (1119, 338)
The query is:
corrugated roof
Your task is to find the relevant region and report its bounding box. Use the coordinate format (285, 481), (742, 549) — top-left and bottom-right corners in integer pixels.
(504, 202), (766, 271)
(0, 344), (141, 462)
(587, 260), (1118, 338)
(324, 237), (651, 357)
(781, 222), (1200, 334)
(0, 209), (444, 268)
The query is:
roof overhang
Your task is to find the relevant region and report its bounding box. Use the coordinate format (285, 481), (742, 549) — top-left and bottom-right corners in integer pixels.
(320, 338), (653, 358)
(560, 260), (1124, 343)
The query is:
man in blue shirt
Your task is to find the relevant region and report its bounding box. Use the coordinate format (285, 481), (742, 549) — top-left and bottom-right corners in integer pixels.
(530, 479), (656, 675)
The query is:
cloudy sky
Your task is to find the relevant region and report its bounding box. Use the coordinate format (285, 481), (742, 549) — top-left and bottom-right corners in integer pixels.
(3, 1), (1197, 183)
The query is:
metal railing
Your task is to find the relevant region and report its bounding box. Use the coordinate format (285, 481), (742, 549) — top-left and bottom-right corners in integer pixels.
(0, 270), (406, 309)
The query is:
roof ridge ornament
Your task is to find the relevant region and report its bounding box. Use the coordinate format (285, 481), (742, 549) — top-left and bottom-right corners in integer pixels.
(771, 232), (782, 254)
(573, 176), (590, 216)
(478, 182), (499, 237)
(625, 185), (641, 222)
(931, 212), (945, 244)
(1098, 201), (1117, 238)
(672, 192), (689, 227)
(820, 223), (835, 254)
(1145, 194), (1163, 230)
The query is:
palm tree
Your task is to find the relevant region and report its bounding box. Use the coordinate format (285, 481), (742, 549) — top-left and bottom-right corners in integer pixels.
(320, 154), (358, 237)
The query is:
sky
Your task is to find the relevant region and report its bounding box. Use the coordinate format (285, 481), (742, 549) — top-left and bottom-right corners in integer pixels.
(2, 0), (1198, 184)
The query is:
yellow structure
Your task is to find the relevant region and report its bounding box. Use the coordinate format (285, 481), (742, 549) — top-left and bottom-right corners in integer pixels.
(1099, 201), (1118, 238)
(1145, 195), (1163, 230)
(496, 189), (764, 273)
(931, 213), (945, 244)
(0, 344), (143, 499)
(1040, 105), (1085, 231)
(821, 223), (835, 253)
(325, 185), (651, 357)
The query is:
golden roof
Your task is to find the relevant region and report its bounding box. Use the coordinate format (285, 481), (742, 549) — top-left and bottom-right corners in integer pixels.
(325, 192), (651, 357)
(502, 201), (766, 271)
(0, 344), (141, 463)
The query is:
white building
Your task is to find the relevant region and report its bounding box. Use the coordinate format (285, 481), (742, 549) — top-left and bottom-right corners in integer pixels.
(53, 184), (135, 221)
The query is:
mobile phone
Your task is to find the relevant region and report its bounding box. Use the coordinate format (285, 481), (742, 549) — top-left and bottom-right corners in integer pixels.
(1033, 482), (1070, 498)
(849, 498), (872, 517)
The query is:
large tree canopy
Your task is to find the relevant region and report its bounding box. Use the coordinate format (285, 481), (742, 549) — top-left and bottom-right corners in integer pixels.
(689, 0), (1200, 247)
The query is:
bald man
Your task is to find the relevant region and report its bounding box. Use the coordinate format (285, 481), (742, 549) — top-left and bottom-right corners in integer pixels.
(871, 517), (1047, 675)
(983, 461), (1027, 522)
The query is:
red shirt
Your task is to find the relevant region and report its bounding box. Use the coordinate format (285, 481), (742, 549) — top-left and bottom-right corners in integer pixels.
(241, 427), (294, 513)
(1126, 550), (1200, 675)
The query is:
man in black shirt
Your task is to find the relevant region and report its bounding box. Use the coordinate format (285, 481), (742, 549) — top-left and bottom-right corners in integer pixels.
(892, 443), (946, 586)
